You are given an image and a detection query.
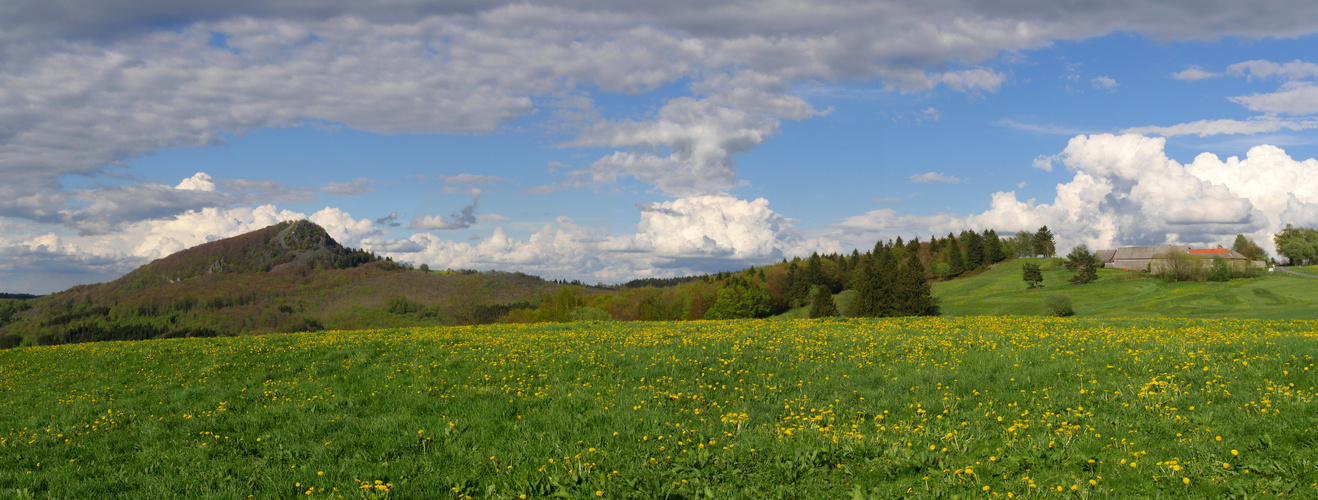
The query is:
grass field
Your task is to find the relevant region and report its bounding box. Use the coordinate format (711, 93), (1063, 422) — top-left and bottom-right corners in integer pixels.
(3, 317), (1316, 498)
(935, 259), (1318, 320)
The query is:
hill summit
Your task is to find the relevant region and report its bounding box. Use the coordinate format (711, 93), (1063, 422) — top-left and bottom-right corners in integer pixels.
(116, 220), (377, 289)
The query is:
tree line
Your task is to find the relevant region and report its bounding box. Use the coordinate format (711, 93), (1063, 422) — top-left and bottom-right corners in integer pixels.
(505, 226), (1060, 323)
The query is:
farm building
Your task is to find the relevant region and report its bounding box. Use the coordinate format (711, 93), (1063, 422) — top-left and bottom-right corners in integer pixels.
(1095, 245), (1260, 272)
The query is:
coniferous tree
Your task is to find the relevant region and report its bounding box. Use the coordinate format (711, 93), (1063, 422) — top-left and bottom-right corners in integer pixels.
(961, 230), (985, 270)
(901, 254), (940, 316)
(984, 230), (1004, 265)
(1022, 263), (1043, 289)
(804, 253), (826, 288)
(786, 260), (810, 307)
(1034, 226), (1057, 257)
(1066, 245), (1100, 285)
(808, 285), (838, 318)
(946, 233), (965, 276)
(849, 257), (878, 317)
(875, 244), (900, 317)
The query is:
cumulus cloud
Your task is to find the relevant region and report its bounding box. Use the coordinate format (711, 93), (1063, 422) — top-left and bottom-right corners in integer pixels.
(834, 134), (1318, 256)
(1091, 76), (1118, 89)
(1171, 66), (1219, 81)
(375, 195), (833, 282)
(908, 172), (965, 183)
(175, 172), (218, 191)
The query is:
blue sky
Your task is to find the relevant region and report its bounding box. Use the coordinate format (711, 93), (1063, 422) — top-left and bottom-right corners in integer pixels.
(5, 1), (1318, 294)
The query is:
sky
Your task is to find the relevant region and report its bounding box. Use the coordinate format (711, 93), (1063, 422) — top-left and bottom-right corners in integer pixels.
(5, 1), (1318, 294)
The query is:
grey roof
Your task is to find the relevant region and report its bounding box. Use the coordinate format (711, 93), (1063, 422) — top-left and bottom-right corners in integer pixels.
(1111, 245), (1187, 260)
(1095, 249), (1117, 262)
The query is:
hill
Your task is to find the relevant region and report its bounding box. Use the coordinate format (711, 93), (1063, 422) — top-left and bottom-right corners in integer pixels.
(0, 221), (582, 346)
(934, 257), (1318, 319)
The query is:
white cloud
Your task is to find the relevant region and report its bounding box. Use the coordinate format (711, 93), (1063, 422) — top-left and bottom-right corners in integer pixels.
(1171, 66), (1219, 81)
(908, 172), (965, 183)
(1091, 76), (1118, 89)
(571, 73), (822, 195)
(175, 172), (217, 191)
(382, 195), (833, 282)
(1032, 154), (1057, 171)
(831, 134), (1318, 257)
(1230, 82), (1318, 116)
(1227, 59), (1318, 81)
(1124, 117), (1318, 137)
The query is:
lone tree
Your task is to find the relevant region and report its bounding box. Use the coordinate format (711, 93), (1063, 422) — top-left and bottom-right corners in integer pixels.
(1022, 262), (1043, 289)
(808, 286), (838, 318)
(1034, 226), (1056, 257)
(1066, 244), (1099, 284)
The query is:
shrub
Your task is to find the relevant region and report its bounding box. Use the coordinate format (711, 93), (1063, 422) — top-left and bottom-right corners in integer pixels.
(386, 295), (421, 315)
(1044, 294), (1074, 317)
(1208, 257), (1231, 282)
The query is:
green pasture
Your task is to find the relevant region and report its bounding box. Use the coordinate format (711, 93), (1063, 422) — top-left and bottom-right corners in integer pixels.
(935, 258), (1318, 320)
(2, 317), (1316, 498)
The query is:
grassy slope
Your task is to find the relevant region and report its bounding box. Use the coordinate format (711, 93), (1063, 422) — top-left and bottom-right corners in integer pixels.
(935, 258), (1318, 320)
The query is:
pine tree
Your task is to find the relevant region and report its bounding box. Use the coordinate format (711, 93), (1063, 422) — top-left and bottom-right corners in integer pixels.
(984, 230), (1004, 265)
(804, 253), (826, 287)
(946, 232), (965, 276)
(1066, 244), (1099, 284)
(1022, 262), (1043, 289)
(961, 230), (985, 270)
(901, 253), (939, 316)
(808, 286), (838, 318)
(875, 245), (899, 317)
(849, 257), (878, 317)
(1034, 226), (1056, 257)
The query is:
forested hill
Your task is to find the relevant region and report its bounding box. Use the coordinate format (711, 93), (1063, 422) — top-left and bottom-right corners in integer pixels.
(0, 220), (579, 347)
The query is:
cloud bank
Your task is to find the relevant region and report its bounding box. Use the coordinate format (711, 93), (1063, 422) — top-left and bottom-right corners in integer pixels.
(834, 133), (1318, 256)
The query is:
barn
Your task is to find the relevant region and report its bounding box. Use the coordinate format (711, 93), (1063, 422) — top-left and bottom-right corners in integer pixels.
(1095, 245), (1260, 271)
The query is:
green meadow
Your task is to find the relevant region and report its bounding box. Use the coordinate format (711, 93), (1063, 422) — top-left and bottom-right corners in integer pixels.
(3, 317), (1316, 498)
(934, 258), (1318, 320)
